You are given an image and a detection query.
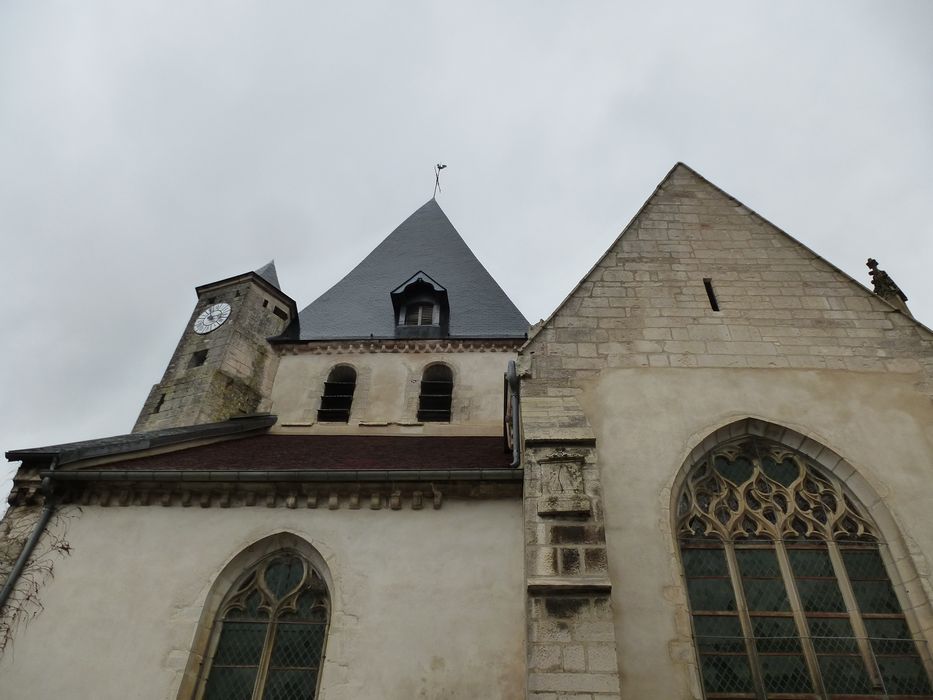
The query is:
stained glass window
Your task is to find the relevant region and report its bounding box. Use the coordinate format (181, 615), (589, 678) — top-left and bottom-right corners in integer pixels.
(678, 436), (933, 699)
(200, 553), (329, 700)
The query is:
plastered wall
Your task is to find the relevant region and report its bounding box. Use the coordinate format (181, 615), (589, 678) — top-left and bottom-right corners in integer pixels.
(579, 367), (933, 699)
(0, 500), (525, 700)
(270, 350), (515, 435)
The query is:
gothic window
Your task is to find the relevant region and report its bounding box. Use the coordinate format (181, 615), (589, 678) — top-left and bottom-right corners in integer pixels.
(317, 365), (356, 423)
(200, 552), (329, 700)
(678, 436), (933, 699)
(417, 363), (453, 422)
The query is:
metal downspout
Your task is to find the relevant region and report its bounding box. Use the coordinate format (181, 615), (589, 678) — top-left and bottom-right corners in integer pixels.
(507, 360), (522, 467)
(0, 457), (58, 614)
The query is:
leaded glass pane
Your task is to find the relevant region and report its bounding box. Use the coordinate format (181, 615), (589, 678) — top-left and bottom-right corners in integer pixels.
(817, 654), (873, 694)
(808, 617), (858, 653)
(841, 548), (888, 580)
(265, 557), (305, 599)
(877, 656), (933, 695)
(758, 653), (812, 693)
(761, 455), (799, 486)
(682, 547), (728, 577)
(213, 621), (268, 666)
(865, 618), (919, 655)
(735, 548), (782, 578)
(850, 579), (901, 614)
(204, 667), (258, 700)
(270, 624), (326, 668)
(787, 547), (835, 578)
(262, 669), (318, 700)
(686, 578), (736, 611)
(796, 579), (847, 613)
(736, 548), (789, 612)
(714, 455), (754, 484)
(694, 615), (745, 653)
(699, 653), (754, 694)
(751, 616), (800, 653)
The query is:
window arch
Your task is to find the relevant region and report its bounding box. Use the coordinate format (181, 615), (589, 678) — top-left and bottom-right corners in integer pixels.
(417, 363), (453, 422)
(678, 435), (933, 698)
(197, 551), (330, 700)
(317, 365), (356, 423)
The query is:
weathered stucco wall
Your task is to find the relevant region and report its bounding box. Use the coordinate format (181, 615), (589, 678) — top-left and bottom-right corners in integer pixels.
(577, 367), (933, 699)
(0, 500), (525, 700)
(270, 350), (515, 435)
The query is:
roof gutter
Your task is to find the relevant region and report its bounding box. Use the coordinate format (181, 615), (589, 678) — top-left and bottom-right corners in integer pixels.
(0, 458), (57, 615)
(38, 468), (523, 483)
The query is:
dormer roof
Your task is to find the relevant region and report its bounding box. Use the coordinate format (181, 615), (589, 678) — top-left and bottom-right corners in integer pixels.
(291, 199), (528, 340)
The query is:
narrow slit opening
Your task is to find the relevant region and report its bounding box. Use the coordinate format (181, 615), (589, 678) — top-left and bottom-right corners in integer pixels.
(703, 278), (720, 312)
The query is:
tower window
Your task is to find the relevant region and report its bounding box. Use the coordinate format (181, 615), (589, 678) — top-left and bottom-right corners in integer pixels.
(405, 303), (435, 326)
(189, 349), (208, 368)
(153, 393), (166, 413)
(703, 278), (720, 311)
(417, 364), (453, 422)
(317, 365), (357, 423)
(273, 306), (288, 321)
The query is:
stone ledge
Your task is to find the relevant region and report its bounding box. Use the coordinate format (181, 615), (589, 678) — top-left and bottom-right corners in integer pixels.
(527, 577), (612, 595)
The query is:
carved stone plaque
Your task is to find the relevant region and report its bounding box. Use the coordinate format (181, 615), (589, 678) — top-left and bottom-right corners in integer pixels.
(536, 449), (591, 517)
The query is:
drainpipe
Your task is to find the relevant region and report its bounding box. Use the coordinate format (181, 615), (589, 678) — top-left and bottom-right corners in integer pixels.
(507, 360), (522, 467)
(0, 457), (57, 615)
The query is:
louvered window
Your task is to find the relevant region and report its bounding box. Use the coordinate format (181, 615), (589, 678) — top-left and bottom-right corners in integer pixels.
(317, 366), (356, 423)
(679, 436), (933, 699)
(417, 364), (453, 422)
(200, 552), (329, 700)
(404, 303), (434, 326)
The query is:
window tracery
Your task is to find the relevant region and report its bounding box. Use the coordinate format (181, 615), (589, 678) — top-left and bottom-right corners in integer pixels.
(200, 552), (329, 700)
(677, 436), (933, 699)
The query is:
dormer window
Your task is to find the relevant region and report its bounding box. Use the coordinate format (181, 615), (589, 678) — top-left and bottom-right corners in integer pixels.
(390, 271), (449, 339)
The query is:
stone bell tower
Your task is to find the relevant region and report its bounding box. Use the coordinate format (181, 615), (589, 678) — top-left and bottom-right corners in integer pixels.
(133, 261), (296, 433)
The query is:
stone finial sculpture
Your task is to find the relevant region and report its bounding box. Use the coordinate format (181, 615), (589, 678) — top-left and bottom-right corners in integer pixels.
(866, 258), (912, 316)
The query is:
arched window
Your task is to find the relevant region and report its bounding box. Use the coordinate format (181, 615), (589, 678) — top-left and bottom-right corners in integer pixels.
(678, 435), (933, 699)
(417, 364), (453, 422)
(317, 365), (356, 423)
(199, 551), (329, 700)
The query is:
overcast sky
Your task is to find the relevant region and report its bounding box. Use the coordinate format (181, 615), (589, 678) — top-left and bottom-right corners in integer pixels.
(1, 1), (931, 503)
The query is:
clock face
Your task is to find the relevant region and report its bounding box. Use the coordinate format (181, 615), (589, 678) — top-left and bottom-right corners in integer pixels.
(193, 302), (232, 334)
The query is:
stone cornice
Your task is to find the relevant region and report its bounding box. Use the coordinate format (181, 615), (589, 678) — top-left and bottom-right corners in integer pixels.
(273, 338), (523, 355)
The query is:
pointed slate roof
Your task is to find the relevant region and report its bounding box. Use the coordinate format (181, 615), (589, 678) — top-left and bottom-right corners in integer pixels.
(294, 199), (528, 340)
(254, 260), (281, 290)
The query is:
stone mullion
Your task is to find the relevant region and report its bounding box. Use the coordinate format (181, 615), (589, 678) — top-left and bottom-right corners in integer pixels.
(773, 539), (827, 698)
(722, 542), (767, 699)
(825, 541), (884, 690)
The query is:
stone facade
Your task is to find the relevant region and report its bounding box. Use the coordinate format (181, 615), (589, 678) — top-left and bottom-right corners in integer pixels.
(518, 163), (933, 698)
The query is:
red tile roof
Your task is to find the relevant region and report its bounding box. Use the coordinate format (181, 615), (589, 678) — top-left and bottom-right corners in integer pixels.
(97, 435), (511, 471)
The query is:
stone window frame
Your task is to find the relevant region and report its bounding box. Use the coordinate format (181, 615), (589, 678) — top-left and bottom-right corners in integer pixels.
(670, 420), (933, 699)
(316, 364), (358, 423)
(417, 362), (454, 423)
(176, 533), (334, 700)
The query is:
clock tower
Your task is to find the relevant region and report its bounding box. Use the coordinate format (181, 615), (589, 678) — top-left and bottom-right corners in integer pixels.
(133, 261), (296, 433)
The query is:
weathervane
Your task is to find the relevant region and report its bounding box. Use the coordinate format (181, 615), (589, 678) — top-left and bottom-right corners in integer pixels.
(433, 163), (447, 198)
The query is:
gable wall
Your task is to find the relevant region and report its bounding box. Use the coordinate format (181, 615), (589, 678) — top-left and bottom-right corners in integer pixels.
(524, 165), (933, 396)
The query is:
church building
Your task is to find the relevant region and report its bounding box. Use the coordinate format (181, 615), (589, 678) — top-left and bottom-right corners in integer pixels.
(2, 163), (932, 700)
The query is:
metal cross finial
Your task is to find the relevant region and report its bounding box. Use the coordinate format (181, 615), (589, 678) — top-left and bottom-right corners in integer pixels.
(433, 164), (447, 198)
